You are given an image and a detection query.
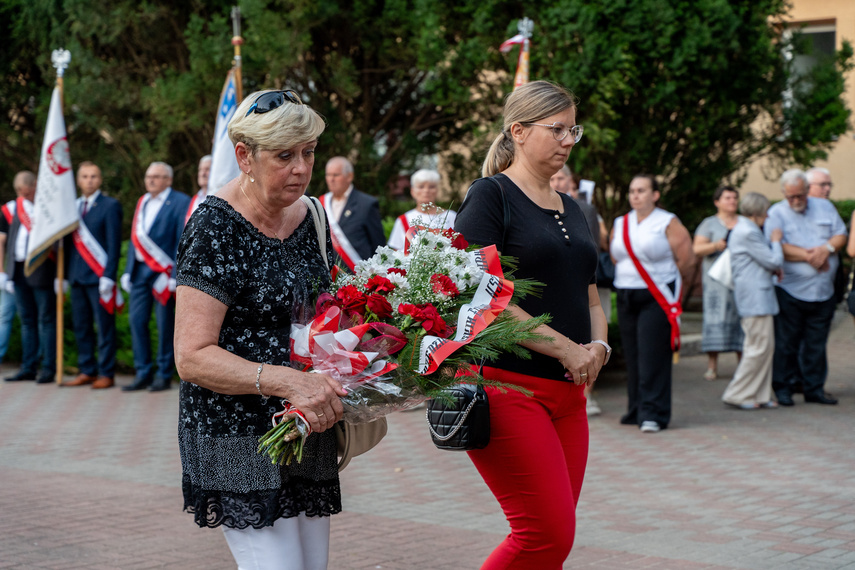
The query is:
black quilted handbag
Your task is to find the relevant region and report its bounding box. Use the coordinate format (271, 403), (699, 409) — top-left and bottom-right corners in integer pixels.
(426, 384), (490, 451)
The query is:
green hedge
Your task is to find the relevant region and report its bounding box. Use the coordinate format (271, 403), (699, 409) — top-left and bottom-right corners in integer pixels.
(3, 240), (161, 375)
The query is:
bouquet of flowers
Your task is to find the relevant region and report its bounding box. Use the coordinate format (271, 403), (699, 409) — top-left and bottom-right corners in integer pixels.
(258, 217), (548, 466)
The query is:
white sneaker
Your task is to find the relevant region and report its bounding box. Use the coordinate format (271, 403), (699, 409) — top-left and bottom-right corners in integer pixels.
(586, 398), (602, 416)
(640, 421), (660, 433)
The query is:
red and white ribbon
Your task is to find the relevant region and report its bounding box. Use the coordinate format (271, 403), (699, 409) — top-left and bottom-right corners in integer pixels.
(319, 193), (361, 271)
(72, 217), (124, 314)
(417, 245), (514, 374)
(291, 306), (405, 387)
(130, 195), (174, 305)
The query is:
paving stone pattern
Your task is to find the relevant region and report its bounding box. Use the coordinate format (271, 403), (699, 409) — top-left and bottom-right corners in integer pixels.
(0, 312), (853, 569)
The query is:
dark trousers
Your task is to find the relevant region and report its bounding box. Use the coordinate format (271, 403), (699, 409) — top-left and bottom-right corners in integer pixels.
(617, 287), (673, 428)
(12, 263), (56, 376)
(772, 287), (836, 399)
(129, 279), (175, 381)
(71, 284), (117, 378)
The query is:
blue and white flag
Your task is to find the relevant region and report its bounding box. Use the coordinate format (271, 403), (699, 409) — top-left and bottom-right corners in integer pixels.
(26, 86), (79, 275)
(208, 70), (241, 194)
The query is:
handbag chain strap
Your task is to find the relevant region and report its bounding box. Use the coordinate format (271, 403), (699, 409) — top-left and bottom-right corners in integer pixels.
(425, 391), (481, 441)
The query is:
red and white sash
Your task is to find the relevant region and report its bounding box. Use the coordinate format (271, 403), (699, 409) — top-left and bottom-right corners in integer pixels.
(185, 190), (206, 224)
(130, 195), (174, 305)
(72, 215), (125, 314)
(318, 193), (361, 271)
(1, 200), (16, 225)
(16, 197), (32, 231)
(621, 213), (682, 354)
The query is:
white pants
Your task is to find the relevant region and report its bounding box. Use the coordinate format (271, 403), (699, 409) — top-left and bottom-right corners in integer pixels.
(722, 315), (774, 406)
(222, 514), (331, 570)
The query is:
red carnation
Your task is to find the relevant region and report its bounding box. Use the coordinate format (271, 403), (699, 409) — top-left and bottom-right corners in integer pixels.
(398, 302), (452, 337)
(442, 228), (469, 250)
(365, 275), (396, 294)
(366, 293), (393, 320)
(430, 273), (460, 298)
(388, 267), (407, 277)
(335, 285), (367, 314)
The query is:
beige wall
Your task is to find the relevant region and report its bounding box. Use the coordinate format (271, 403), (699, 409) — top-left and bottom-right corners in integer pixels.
(742, 0), (855, 200)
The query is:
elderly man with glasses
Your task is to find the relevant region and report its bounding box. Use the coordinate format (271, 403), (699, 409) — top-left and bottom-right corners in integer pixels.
(120, 162), (190, 392)
(806, 167), (834, 199)
(764, 169), (847, 406)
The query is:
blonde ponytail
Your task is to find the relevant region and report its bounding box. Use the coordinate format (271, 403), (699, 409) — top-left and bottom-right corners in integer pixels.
(481, 131), (516, 178)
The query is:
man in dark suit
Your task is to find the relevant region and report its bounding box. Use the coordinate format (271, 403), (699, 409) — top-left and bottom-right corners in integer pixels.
(320, 156), (385, 269)
(61, 162), (123, 389)
(0, 171), (57, 383)
(121, 162), (190, 392)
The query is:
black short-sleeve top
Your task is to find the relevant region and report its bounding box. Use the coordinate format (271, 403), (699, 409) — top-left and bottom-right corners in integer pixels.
(454, 174), (598, 381)
(175, 196), (340, 529)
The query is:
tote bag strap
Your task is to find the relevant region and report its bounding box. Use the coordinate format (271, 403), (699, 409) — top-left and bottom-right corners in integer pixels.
(300, 195), (328, 270)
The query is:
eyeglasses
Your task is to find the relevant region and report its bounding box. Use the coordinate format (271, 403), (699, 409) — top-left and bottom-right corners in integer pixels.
(810, 181), (833, 188)
(245, 90), (303, 117)
(784, 193), (807, 202)
(526, 122), (584, 143)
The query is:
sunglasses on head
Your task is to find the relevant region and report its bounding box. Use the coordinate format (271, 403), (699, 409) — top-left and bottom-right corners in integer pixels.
(245, 90), (303, 117)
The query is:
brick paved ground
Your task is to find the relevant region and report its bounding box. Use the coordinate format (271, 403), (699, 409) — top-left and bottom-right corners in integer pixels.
(0, 311), (853, 569)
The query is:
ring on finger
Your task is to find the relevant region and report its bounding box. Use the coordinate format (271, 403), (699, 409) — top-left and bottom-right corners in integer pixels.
(317, 412), (325, 417)
(580, 372), (588, 378)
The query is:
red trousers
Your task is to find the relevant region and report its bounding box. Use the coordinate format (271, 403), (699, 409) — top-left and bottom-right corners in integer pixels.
(467, 367), (589, 569)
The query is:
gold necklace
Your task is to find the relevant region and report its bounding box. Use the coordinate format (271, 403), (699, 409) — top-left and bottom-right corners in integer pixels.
(239, 180), (285, 239)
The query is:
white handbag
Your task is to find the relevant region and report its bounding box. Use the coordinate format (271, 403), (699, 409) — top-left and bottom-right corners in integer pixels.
(707, 248), (734, 290)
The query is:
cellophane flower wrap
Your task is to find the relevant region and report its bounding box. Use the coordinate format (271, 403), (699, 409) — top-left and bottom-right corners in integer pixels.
(258, 216), (548, 466)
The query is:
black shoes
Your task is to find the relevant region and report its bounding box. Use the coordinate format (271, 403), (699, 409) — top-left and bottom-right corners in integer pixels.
(122, 376), (152, 392)
(4, 371), (36, 382)
(35, 373), (55, 384)
(776, 393), (795, 407)
(804, 392), (838, 405)
(148, 377), (172, 392)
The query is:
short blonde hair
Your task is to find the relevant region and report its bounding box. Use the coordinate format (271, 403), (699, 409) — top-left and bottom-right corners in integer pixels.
(228, 90), (325, 155)
(482, 81), (577, 178)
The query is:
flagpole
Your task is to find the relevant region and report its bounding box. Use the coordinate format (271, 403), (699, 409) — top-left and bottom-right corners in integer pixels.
(513, 18), (534, 90)
(51, 49), (71, 385)
(231, 6), (243, 103)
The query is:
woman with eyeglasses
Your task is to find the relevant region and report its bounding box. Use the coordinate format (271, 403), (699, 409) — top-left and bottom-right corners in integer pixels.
(454, 80), (608, 568)
(609, 175), (693, 433)
(174, 90), (345, 570)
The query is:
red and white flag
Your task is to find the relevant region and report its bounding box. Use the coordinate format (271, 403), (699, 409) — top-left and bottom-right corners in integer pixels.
(500, 34), (525, 53)
(26, 86), (79, 274)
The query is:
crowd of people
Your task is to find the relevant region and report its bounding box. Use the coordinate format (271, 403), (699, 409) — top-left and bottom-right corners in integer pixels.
(2, 81), (852, 569)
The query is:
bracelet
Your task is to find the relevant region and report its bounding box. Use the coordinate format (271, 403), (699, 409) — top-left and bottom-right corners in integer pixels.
(559, 338), (574, 369)
(255, 363), (268, 402)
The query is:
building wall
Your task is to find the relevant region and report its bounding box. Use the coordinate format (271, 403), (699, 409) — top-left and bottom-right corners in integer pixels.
(742, 0), (855, 200)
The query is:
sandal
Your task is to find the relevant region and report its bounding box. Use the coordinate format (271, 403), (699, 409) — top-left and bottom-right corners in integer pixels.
(703, 369), (717, 381)
(759, 401), (779, 409)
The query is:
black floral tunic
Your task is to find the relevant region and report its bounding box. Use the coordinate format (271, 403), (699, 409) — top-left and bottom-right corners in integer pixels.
(176, 196), (340, 529)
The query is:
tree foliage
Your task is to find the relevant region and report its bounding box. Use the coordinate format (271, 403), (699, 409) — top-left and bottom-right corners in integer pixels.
(525, 0), (852, 228)
(0, 0), (851, 233)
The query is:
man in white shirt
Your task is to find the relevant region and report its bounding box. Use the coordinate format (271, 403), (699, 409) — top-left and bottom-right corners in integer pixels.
(1, 171), (58, 383)
(121, 162), (191, 392)
(320, 157), (385, 269)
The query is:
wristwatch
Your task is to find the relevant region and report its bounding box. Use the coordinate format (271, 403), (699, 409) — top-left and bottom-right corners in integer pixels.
(825, 242), (836, 253)
(590, 340), (612, 365)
